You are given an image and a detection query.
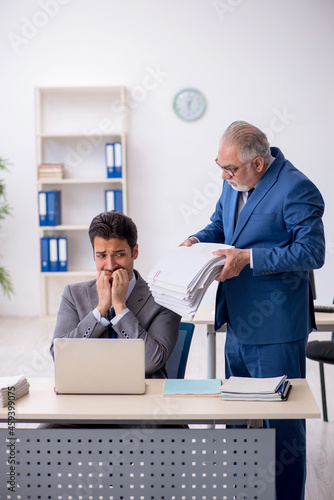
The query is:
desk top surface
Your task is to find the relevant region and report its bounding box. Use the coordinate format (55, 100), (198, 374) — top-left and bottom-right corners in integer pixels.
(0, 378), (320, 423)
(192, 304), (334, 331)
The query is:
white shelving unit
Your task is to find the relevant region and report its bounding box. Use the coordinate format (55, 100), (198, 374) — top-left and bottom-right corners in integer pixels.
(36, 86), (128, 317)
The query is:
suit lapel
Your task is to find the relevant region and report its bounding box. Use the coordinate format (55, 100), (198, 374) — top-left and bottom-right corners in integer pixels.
(87, 281), (99, 309)
(126, 271), (151, 316)
(231, 160), (281, 245)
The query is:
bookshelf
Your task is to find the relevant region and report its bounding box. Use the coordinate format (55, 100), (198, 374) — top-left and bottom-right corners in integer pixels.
(35, 86), (128, 317)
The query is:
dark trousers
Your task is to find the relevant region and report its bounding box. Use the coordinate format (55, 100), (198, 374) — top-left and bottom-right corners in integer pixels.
(225, 330), (308, 500)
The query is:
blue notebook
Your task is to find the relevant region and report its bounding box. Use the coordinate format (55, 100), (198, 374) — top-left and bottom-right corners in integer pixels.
(163, 379), (221, 396)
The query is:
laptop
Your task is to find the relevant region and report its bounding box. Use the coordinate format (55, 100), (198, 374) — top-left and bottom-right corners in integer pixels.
(54, 338), (146, 395)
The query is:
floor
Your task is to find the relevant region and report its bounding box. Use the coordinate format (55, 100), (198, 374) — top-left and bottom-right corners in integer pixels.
(0, 316), (333, 499)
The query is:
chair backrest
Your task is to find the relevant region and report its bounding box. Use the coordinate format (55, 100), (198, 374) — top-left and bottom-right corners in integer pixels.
(165, 322), (195, 379)
(332, 297), (334, 341)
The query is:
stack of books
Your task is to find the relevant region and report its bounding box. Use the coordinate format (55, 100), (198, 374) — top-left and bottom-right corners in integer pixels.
(38, 163), (64, 181)
(0, 375), (30, 407)
(218, 375), (292, 401)
(147, 243), (233, 319)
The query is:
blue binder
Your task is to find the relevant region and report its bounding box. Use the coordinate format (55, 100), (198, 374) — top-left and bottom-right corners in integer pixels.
(47, 191), (61, 226)
(105, 189), (123, 212)
(49, 237), (58, 272)
(114, 189), (123, 212)
(113, 142), (122, 178)
(58, 237), (68, 272)
(38, 191), (48, 226)
(105, 143), (114, 178)
(40, 237), (50, 272)
(105, 142), (122, 178)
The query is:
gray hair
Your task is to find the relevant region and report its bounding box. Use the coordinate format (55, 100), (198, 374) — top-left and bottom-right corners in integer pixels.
(220, 121), (271, 164)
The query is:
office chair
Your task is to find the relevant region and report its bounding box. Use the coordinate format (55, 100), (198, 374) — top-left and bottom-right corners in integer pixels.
(306, 339), (334, 422)
(306, 296), (334, 422)
(165, 322), (195, 379)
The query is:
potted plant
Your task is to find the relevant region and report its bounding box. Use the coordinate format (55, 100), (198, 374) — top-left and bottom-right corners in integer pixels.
(0, 156), (14, 297)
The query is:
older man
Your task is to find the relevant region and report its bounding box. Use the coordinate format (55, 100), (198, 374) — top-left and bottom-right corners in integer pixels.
(181, 121), (325, 500)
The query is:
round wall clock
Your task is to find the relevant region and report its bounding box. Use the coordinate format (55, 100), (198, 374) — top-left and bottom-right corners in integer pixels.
(173, 88), (206, 121)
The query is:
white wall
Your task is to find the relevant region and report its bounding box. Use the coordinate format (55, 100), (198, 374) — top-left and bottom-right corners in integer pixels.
(0, 0), (333, 316)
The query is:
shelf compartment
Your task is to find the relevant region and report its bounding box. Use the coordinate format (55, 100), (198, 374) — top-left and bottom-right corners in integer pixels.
(36, 87), (126, 137)
(37, 178), (125, 185)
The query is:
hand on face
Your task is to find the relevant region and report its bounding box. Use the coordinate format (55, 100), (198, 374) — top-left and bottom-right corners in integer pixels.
(110, 267), (129, 312)
(96, 267), (129, 317)
(96, 269), (113, 317)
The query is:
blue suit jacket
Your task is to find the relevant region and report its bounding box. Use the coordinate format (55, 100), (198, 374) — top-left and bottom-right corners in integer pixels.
(194, 148), (325, 345)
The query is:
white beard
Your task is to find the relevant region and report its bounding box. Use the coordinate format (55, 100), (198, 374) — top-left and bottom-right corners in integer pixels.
(228, 180), (249, 192)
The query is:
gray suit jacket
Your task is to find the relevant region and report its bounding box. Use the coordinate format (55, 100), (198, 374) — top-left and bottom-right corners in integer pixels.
(50, 270), (181, 378)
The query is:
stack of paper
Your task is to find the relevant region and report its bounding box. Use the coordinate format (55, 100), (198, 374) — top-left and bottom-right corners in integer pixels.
(38, 163), (64, 180)
(0, 375), (30, 407)
(147, 243), (233, 319)
(219, 375), (291, 401)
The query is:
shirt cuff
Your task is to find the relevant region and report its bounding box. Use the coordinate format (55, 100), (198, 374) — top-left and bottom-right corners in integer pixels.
(189, 236), (200, 243)
(93, 308), (110, 328)
(111, 308), (130, 325)
(249, 249), (253, 269)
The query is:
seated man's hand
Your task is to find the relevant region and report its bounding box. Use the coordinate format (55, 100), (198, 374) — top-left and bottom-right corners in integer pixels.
(111, 268), (129, 315)
(213, 248), (250, 282)
(96, 269), (113, 317)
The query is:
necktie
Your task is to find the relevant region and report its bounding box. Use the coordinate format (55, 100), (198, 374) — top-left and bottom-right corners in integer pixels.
(108, 308), (117, 338)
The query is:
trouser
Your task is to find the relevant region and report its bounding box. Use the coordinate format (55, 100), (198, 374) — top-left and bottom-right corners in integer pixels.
(225, 330), (308, 500)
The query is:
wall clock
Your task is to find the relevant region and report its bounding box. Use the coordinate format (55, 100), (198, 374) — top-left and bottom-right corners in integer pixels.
(173, 88), (206, 121)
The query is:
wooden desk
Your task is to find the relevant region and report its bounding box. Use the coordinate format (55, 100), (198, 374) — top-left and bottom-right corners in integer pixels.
(191, 305), (334, 378)
(0, 378), (320, 425)
(0, 378), (319, 499)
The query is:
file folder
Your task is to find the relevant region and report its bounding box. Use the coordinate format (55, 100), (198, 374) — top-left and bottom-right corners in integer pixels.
(163, 379), (221, 397)
(105, 142), (122, 178)
(49, 237), (58, 272)
(105, 143), (115, 178)
(105, 143), (114, 174)
(38, 191), (48, 226)
(47, 191), (61, 226)
(105, 189), (123, 212)
(113, 142), (122, 177)
(40, 237), (50, 272)
(58, 237), (68, 272)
